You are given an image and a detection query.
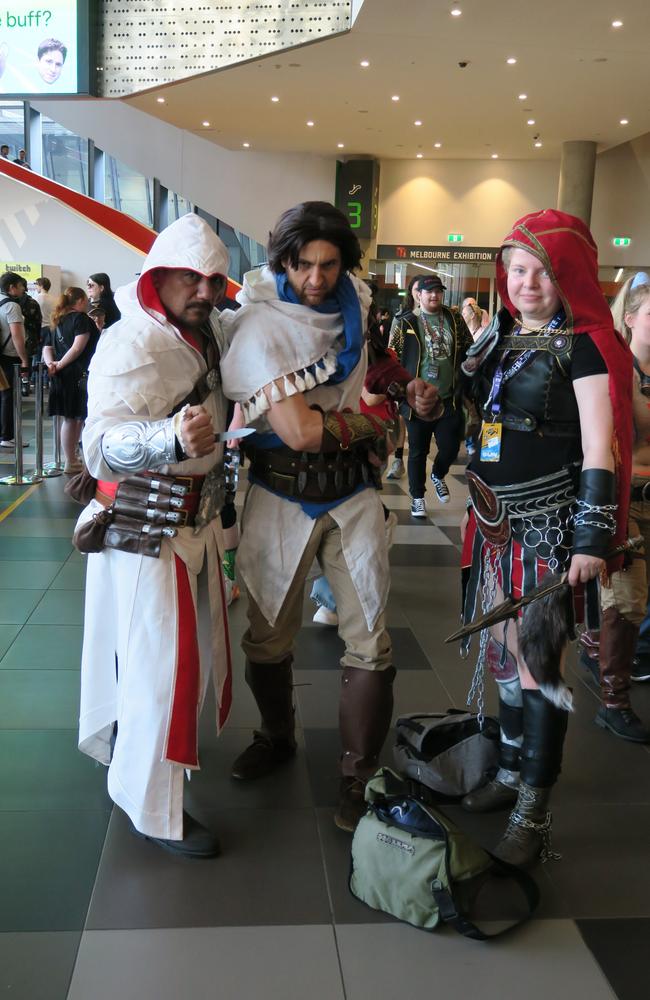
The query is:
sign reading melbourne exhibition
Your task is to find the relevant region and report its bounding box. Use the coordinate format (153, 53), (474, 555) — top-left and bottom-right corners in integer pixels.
(377, 244), (498, 262)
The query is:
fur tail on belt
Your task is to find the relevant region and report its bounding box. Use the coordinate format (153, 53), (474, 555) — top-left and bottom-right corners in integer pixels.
(519, 575), (574, 712)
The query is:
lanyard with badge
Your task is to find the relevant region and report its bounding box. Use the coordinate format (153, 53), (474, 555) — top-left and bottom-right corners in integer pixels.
(422, 313), (449, 381)
(480, 311), (565, 462)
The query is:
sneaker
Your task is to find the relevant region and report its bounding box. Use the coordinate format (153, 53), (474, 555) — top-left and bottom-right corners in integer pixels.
(430, 473), (450, 503)
(410, 497), (426, 518)
(313, 605), (338, 626)
(0, 439), (28, 448)
(631, 658), (650, 683)
(386, 457), (405, 480)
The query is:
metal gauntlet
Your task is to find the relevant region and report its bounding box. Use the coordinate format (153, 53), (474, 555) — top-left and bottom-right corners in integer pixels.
(572, 468), (617, 557)
(101, 418), (179, 474)
(320, 409), (387, 459)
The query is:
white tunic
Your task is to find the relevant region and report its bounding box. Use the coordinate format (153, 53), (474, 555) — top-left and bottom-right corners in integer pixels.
(220, 266), (389, 631)
(77, 214), (232, 839)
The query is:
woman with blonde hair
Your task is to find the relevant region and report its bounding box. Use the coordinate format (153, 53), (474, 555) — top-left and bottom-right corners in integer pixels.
(42, 286), (99, 473)
(579, 272), (650, 741)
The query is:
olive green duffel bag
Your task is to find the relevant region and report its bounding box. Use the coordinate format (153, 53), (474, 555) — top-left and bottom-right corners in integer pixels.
(349, 768), (539, 940)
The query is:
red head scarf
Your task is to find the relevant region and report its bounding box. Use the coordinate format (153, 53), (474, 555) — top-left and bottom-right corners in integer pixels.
(498, 209), (632, 561)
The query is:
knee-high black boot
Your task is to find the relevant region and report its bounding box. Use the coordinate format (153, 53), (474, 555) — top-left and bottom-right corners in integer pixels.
(231, 657), (297, 780)
(492, 688), (568, 867)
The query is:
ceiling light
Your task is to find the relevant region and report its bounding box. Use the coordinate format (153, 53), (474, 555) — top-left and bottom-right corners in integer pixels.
(242, 142), (250, 148)
(416, 153), (423, 158)
(271, 96), (280, 102)
(201, 121), (210, 127)
(391, 95), (400, 102)
(491, 153), (499, 159)
(434, 142), (442, 148)
(527, 119), (536, 125)
(414, 120), (423, 126)
(450, 4), (462, 15)
(360, 60), (370, 67)
(534, 141), (543, 148)
(506, 57), (517, 65)
(518, 93), (527, 100)
(612, 20), (623, 28)
(337, 143), (345, 148)
(156, 97), (165, 104)
(306, 120), (314, 126)
(620, 118), (629, 125)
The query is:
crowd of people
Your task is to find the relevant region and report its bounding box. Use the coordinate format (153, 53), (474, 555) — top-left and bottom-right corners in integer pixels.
(13, 200), (638, 868)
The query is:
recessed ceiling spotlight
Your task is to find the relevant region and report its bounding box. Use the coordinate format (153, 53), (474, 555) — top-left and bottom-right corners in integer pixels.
(518, 93), (527, 100)
(202, 121), (210, 127)
(434, 142), (442, 148)
(506, 57), (517, 65)
(156, 97), (165, 104)
(491, 153), (499, 159)
(620, 118), (629, 125)
(414, 120), (423, 126)
(242, 142), (250, 148)
(391, 95), (400, 102)
(271, 96), (280, 102)
(416, 153), (423, 158)
(337, 143), (345, 148)
(360, 60), (370, 67)
(527, 119), (536, 125)
(450, 4), (462, 15)
(534, 141), (543, 148)
(306, 120), (314, 127)
(612, 20), (623, 28)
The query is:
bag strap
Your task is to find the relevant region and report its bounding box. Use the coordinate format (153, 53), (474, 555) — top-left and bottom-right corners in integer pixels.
(0, 297), (16, 353)
(432, 851), (539, 940)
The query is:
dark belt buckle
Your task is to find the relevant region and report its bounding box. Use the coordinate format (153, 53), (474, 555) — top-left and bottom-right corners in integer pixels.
(268, 471), (296, 497)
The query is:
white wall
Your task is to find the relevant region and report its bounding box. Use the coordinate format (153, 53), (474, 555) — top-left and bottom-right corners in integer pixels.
(0, 172), (146, 290)
(32, 99), (336, 246)
(377, 158), (560, 248)
(592, 134), (650, 265)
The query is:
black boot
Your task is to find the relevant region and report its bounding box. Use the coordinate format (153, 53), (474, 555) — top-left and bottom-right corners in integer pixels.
(231, 657), (297, 780)
(595, 608), (650, 743)
(335, 665), (395, 832)
(130, 810), (221, 859)
(462, 742), (520, 812)
(463, 676), (522, 812)
(492, 689), (568, 868)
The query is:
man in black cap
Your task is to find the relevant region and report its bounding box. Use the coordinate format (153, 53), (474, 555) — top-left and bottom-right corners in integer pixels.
(391, 273), (471, 515)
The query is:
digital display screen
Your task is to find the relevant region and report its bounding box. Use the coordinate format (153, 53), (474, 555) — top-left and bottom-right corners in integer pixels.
(0, 1), (91, 96)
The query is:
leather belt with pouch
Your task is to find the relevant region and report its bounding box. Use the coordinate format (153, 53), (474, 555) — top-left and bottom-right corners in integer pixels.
(247, 444), (379, 501)
(465, 469), (510, 546)
(72, 472), (203, 557)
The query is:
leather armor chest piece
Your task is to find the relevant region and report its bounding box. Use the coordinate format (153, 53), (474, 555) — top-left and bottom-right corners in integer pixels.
(476, 336), (579, 436)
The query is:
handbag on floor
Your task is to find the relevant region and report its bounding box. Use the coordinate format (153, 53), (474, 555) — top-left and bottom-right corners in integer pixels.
(349, 768), (539, 940)
(393, 709), (499, 798)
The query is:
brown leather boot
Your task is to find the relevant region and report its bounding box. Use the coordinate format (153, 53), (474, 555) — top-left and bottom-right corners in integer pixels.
(335, 665), (396, 832)
(492, 689), (568, 867)
(231, 657), (297, 780)
(595, 608), (650, 743)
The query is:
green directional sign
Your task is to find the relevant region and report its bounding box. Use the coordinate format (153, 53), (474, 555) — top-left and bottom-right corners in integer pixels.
(613, 237), (631, 247)
(447, 233), (464, 243)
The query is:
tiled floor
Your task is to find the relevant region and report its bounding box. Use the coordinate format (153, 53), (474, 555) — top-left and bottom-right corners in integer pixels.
(1, 417), (649, 999)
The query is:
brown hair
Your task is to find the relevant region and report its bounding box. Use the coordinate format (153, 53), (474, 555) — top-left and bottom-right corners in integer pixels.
(51, 287), (87, 330)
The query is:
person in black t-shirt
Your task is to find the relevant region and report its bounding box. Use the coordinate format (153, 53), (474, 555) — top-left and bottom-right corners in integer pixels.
(42, 286), (98, 474)
(457, 210), (632, 869)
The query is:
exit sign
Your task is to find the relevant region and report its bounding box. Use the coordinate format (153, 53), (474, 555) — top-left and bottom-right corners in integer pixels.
(447, 233), (464, 243)
(613, 237), (631, 247)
